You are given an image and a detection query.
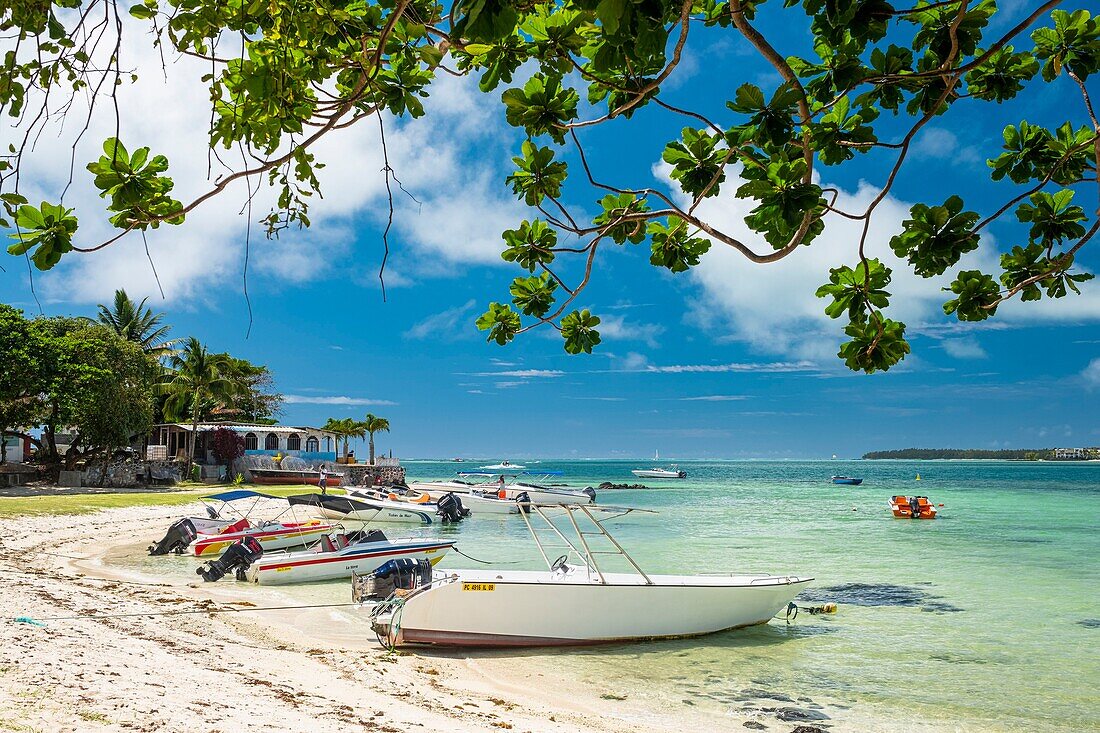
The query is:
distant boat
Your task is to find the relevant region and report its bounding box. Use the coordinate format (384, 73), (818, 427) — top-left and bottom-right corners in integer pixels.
(831, 476), (863, 485)
(481, 460), (526, 470)
(632, 467), (687, 479)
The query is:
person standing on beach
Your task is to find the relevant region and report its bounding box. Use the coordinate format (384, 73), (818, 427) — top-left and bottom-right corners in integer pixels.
(319, 466), (328, 495)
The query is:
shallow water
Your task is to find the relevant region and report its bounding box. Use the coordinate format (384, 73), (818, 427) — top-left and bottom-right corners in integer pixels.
(117, 460), (1100, 731)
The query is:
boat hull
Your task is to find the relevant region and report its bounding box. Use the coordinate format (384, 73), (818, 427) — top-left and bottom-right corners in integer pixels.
(192, 521), (335, 556)
(247, 540), (454, 585)
(374, 571), (811, 648)
(631, 470), (686, 479)
(831, 478), (863, 485)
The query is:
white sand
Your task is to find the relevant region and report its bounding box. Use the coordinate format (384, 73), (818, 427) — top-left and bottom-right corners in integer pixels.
(0, 502), (770, 733)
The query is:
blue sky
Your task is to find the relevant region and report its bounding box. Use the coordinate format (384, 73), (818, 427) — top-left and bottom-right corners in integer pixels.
(2, 2), (1098, 458)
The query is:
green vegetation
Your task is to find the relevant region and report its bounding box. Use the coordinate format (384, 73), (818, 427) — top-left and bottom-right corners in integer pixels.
(0, 301), (282, 470)
(364, 413), (391, 465)
(2, 2), (1098, 372)
(863, 448), (1055, 460)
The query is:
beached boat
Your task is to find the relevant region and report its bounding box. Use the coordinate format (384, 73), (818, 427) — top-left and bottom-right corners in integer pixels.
(631, 467), (687, 479)
(462, 489), (525, 514)
(367, 504), (811, 648)
(192, 517), (336, 556)
(244, 531), (455, 585)
(149, 490), (338, 556)
(250, 468), (343, 487)
(831, 476), (864, 485)
(505, 477), (595, 504)
(889, 495), (937, 519)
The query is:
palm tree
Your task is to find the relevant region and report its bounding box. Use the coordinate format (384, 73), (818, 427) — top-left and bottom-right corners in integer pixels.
(363, 413), (390, 465)
(159, 337), (236, 477)
(97, 289), (177, 358)
(321, 417), (367, 461)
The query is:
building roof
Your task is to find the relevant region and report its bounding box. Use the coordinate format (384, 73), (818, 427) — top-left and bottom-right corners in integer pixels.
(155, 423), (335, 434)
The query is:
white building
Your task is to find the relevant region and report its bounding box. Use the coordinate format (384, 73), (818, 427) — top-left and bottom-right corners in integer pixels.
(150, 423), (339, 464)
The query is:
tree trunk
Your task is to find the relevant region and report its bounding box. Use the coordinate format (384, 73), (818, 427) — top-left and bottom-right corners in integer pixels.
(186, 389), (200, 481)
(1, 431), (7, 464)
(369, 432), (375, 465)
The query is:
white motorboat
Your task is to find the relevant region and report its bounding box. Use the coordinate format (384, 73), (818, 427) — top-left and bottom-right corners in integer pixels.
(368, 504), (811, 648)
(631, 467), (687, 479)
(462, 489), (524, 515)
(244, 531), (454, 585)
(480, 460), (526, 470)
(288, 492), (439, 525)
(409, 472), (594, 504)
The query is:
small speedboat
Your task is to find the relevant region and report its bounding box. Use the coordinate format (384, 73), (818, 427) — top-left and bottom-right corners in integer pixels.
(631, 467), (687, 479)
(245, 531), (454, 585)
(149, 490), (337, 557)
(192, 518), (337, 556)
(831, 476), (864, 485)
(480, 460), (526, 470)
(367, 504), (811, 648)
(890, 495), (937, 519)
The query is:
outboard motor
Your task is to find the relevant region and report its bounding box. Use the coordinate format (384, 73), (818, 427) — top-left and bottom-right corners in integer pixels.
(196, 536), (263, 582)
(514, 490), (532, 513)
(353, 558), (433, 601)
(148, 518), (198, 556)
(436, 492), (470, 524)
(582, 486), (597, 503)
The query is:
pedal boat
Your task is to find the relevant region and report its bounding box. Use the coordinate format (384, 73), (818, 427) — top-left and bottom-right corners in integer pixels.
(890, 495), (937, 519)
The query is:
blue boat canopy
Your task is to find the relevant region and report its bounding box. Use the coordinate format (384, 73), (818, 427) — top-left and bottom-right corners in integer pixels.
(201, 489), (285, 502)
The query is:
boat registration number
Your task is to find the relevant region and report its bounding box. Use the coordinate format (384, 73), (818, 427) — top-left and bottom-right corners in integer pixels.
(462, 583), (496, 592)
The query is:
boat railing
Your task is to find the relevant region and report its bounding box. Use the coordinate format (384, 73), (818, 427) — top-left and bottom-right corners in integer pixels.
(521, 504), (656, 586)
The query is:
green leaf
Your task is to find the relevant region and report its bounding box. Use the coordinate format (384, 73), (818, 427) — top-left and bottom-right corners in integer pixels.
(509, 272), (558, 318)
(890, 195), (980, 277)
(476, 302), (522, 345)
(943, 270), (1000, 321)
(647, 216), (710, 273)
(500, 219), (557, 272)
(560, 309), (601, 354)
(837, 313), (910, 374)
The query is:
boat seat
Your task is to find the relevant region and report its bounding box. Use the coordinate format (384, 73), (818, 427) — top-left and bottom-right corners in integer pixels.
(334, 534), (349, 550)
(220, 518), (250, 535)
(320, 535), (336, 553)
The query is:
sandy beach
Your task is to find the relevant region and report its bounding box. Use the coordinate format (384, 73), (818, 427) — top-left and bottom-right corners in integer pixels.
(0, 500), (816, 733)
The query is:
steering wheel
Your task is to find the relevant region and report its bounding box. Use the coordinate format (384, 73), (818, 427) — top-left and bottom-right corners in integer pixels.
(550, 554), (570, 573)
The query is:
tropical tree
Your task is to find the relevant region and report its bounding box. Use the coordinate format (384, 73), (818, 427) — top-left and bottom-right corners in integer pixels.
(96, 289), (177, 358)
(363, 413), (390, 465)
(322, 417), (367, 461)
(160, 337), (237, 476)
(3, 2), (1099, 372)
(0, 305), (156, 469)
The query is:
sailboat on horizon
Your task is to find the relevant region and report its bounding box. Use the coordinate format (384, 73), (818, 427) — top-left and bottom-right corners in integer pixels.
(632, 450), (687, 479)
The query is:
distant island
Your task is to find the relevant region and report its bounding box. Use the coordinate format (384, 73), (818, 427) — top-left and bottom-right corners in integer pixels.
(862, 448), (1099, 461)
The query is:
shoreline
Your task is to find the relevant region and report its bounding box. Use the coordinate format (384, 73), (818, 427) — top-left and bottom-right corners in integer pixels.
(1, 500), (815, 733)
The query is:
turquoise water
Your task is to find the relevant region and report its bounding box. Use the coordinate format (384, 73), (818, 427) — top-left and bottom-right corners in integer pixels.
(121, 460), (1100, 730)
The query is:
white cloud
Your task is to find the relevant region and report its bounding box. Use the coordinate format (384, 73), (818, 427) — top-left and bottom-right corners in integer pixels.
(912, 127), (981, 164)
(679, 395), (749, 401)
(597, 314), (666, 348)
(939, 337), (988, 360)
(12, 21), (524, 307)
(639, 360), (818, 374)
(404, 299), (478, 340)
(283, 395), (397, 406)
(473, 369), (564, 378)
(677, 164), (1100, 363)
(1082, 358), (1100, 390)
